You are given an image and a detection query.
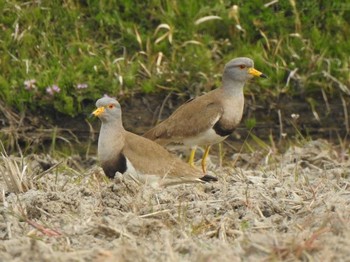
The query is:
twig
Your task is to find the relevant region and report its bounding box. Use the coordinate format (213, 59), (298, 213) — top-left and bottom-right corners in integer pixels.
(34, 160), (63, 180)
(26, 219), (62, 237)
(139, 209), (171, 218)
(156, 91), (173, 125)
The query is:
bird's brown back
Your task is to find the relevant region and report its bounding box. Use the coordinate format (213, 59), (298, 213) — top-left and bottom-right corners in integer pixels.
(144, 89), (225, 143)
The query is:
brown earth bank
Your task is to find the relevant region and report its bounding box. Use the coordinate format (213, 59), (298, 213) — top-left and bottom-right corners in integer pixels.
(0, 139), (349, 261)
(60, 92), (350, 140)
(1, 92), (349, 156)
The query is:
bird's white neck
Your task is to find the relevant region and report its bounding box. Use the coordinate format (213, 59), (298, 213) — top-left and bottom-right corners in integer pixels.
(222, 79), (245, 97)
(98, 121), (125, 162)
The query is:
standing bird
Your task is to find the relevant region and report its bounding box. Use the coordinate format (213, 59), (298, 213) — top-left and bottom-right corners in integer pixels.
(144, 57), (267, 172)
(92, 97), (218, 186)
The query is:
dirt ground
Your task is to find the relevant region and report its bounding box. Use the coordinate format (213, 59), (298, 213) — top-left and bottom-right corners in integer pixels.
(0, 139), (349, 261)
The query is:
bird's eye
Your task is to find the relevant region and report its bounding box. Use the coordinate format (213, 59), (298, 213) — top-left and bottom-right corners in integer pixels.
(108, 104), (114, 109)
(239, 65), (246, 69)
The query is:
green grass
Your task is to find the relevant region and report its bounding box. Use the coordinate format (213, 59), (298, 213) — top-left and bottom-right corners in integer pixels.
(0, 0), (349, 116)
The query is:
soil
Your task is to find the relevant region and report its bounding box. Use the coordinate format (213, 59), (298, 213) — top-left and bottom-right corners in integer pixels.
(1, 139), (350, 261)
(67, 92), (350, 140)
(1, 92), (348, 156)
(0, 93), (349, 261)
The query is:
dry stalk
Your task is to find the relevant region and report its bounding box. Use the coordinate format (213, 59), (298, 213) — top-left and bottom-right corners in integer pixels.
(94, 224), (133, 240)
(270, 227), (329, 260)
(1, 189), (12, 239)
(26, 219), (62, 237)
(277, 109), (284, 144)
(33, 160), (63, 180)
(156, 91), (173, 125)
(13, 195), (63, 237)
(340, 94), (349, 134)
(139, 209), (171, 218)
(0, 152), (31, 193)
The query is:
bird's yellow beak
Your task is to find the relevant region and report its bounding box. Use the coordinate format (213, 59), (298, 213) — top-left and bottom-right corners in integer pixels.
(248, 67), (267, 78)
(92, 107), (105, 117)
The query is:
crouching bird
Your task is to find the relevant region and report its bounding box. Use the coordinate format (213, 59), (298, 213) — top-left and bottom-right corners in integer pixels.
(144, 57), (267, 173)
(92, 97), (218, 186)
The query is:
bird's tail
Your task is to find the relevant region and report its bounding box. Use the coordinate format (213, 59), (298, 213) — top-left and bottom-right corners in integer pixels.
(200, 174), (218, 182)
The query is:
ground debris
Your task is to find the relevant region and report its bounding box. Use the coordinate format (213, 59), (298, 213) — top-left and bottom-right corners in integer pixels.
(0, 139), (349, 261)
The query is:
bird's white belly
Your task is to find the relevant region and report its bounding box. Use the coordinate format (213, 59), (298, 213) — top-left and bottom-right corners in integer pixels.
(122, 157), (161, 185)
(168, 128), (228, 150)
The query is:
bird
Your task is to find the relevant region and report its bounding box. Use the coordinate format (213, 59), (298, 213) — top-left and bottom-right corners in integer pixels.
(92, 96), (218, 186)
(144, 57), (267, 173)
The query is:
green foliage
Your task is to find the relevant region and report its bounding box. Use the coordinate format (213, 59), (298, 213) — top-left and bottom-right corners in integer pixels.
(245, 118), (257, 130)
(0, 0), (349, 116)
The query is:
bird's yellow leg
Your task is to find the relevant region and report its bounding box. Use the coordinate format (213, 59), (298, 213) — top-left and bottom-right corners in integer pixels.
(188, 146), (197, 167)
(201, 145), (211, 173)
(218, 142), (223, 168)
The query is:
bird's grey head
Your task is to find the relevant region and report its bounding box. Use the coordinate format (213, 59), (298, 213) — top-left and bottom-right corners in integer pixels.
(92, 97), (122, 123)
(223, 57), (266, 83)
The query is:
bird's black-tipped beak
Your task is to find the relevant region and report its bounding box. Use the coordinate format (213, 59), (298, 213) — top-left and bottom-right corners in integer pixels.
(248, 67), (267, 78)
(92, 107), (105, 117)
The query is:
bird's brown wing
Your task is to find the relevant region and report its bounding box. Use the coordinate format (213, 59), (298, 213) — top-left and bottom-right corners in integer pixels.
(123, 132), (203, 180)
(144, 95), (223, 143)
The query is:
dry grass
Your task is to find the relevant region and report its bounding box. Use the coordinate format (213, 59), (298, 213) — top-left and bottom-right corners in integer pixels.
(0, 139), (349, 261)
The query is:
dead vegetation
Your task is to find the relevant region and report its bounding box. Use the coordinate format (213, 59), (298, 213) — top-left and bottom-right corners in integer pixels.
(0, 100), (83, 155)
(0, 139), (349, 261)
